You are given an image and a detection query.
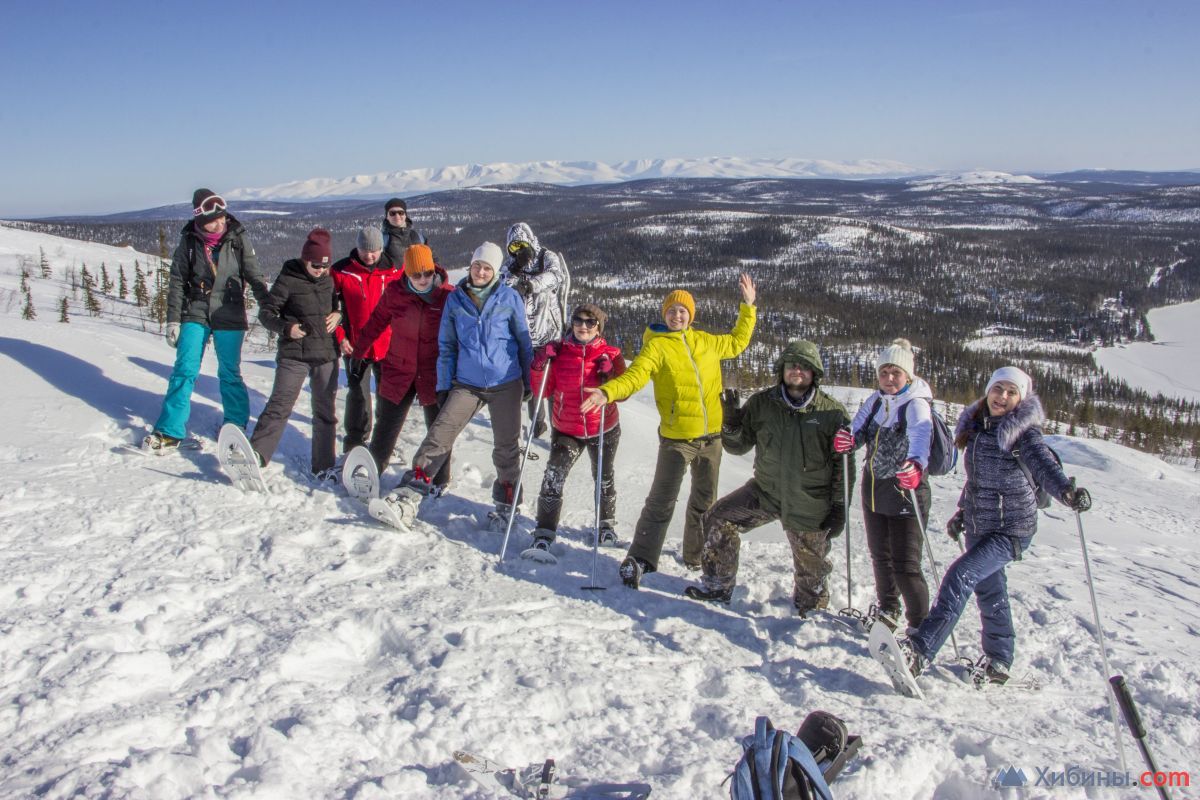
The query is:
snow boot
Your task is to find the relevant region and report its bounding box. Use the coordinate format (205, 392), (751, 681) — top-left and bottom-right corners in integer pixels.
(970, 655), (1010, 687)
(897, 635), (927, 679)
(860, 603), (901, 633)
(368, 487), (422, 531)
(142, 431), (181, 454)
(486, 503), (514, 532)
(521, 529), (557, 564)
(595, 520), (620, 547)
(684, 584), (733, 604)
(619, 555), (646, 590)
(312, 466), (341, 484)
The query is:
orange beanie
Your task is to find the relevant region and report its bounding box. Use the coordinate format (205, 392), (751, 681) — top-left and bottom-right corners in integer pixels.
(661, 289), (696, 323)
(403, 244), (435, 276)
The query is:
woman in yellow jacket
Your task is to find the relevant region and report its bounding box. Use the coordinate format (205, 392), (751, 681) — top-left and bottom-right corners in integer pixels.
(582, 273), (756, 588)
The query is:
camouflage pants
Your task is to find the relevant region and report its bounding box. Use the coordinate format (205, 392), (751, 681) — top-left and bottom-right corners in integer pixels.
(700, 482), (832, 612)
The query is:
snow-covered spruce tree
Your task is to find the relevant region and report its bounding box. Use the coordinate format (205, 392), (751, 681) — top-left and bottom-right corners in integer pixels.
(100, 263), (112, 294)
(58, 297), (69, 323)
(22, 288), (36, 321)
(118, 265), (128, 300)
(133, 263), (149, 308)
(39, 247), (50, 279)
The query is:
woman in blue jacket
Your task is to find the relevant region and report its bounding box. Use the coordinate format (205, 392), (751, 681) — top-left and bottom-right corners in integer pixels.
(373, 242), (533, 529)
(897, 366), (1091, 686)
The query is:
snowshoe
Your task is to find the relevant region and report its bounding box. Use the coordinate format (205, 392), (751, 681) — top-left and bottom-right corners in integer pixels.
(217, 423), (268, 493)
(619, 555), (645, 590)
(859, 603), (901, 633)
(520, 530), (558, 564)
(141, 431), (182, 454)
(486, 503), (514, 533)
(312, 466), (341, 485)
(368, 487), (421, 531)
(868, 620), (925, 699)
(341, 446), (380, 501)
(684, 584), (733, 604)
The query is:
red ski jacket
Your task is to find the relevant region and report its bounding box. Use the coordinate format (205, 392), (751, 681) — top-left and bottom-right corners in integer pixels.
(332, 250), (406, 362)
(532, 335), (625, 439)
(351, 267), (454, 406)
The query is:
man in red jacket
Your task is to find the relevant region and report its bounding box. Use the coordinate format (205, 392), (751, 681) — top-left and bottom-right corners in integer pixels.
(332, 225), (405, 452)
(349, 244), (455, 490)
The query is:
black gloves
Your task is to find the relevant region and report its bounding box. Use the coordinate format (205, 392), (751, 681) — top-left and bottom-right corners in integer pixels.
(523, 386), (533, 403)
(1062, 478), (1092, 512)
(946, 510), (965, 540)
(348, 359), (370, 383)
(821, 504), (846, 538)
(721, 388), (743, 428)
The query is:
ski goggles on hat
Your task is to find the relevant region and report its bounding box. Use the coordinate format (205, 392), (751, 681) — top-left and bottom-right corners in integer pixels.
(193, 194), (227, 217)
(507, 241), (531, 255)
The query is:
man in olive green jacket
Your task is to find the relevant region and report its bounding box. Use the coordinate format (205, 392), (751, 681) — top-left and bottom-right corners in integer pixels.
(684, 340), (853, 615)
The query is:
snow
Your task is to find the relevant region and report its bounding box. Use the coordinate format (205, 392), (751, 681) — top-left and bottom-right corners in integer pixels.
(2, 224), (1199, 798)
(223, 158), (920, 202)
(908, 171), (1044, 191)
(1094, 298), (1200, 402)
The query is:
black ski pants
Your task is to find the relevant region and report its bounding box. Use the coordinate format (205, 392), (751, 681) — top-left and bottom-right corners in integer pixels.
(862, 506), (930, 628)
(342, 357), (381, 452)
(535, 425), (620, 532)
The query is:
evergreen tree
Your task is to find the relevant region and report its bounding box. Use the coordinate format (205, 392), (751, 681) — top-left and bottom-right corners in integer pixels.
(100, 263), (113, 294)
(58, 297), (70, 323)
(19, 268), (29, 294)
(21, 288), (36, 321)
(152, 257), (169, 326)
(133, 263), (149, 308)
(39, 247), (51, 279)
(118, 265), (128, 300)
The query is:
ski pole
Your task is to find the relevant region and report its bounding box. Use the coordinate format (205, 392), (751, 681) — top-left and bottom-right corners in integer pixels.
(1110, 676), (1170, 800)
(498, 359), (553, 562)
(1075, 509), (1129, 773)
(842, 453), (853, 613)
(909, 487), (960, 661)
(583, 404), (607, 591)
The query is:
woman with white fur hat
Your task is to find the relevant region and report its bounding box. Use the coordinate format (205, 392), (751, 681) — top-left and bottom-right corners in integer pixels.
(889, 365), (1091, 688)
(833, 337), (934, 633)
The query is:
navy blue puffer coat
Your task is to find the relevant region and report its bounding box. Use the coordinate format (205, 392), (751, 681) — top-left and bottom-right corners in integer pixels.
(956, 394), (1072, 539)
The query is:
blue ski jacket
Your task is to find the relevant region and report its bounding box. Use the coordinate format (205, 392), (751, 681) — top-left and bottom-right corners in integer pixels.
(437, 277), (533, 392)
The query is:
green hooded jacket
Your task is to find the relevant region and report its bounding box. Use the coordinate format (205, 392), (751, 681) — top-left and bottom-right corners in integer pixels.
(723, 340), (853, 531)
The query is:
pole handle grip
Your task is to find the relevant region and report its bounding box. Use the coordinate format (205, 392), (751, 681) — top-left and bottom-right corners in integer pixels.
(1110, 675), (1146, 739)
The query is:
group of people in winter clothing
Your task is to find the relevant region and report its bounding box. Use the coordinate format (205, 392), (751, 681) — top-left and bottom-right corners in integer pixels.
(144, 186), (1092, 690)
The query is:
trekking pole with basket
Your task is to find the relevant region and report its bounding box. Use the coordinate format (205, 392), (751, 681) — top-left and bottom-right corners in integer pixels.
(582, 404), (608, 591)
(497, 362), (554, 562)
(909, 487), (962, 661)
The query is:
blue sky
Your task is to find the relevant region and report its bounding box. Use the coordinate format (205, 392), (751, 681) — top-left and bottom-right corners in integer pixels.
(1, 0), (1197, 216)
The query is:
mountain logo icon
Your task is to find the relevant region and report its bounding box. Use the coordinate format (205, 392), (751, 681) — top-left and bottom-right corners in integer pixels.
(993, 766), (1028, 787)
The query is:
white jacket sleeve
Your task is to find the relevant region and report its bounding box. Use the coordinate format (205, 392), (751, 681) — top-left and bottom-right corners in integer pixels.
(904, 398), (933, 468)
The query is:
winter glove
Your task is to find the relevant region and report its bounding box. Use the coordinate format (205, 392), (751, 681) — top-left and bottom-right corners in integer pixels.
(348, 359), (370, 384)
(720, 389), (743, 428)
(436, 390), (449, 409)
(594, 353), (614, 377)
(523, 386), (533, 403)
(832, 427), (855, 454)
(820, 504), (846, 538)
(516, 276), (532, 295)
(165, 322), (181, 348)
(946, 510), (965, 540)
(1062, 478), (1092, 512)
(541, 341), (560, 360)
(895, 460), (923, 490)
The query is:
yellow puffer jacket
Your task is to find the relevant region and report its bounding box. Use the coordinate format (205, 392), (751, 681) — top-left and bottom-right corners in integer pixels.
(600, 303), (756, 440)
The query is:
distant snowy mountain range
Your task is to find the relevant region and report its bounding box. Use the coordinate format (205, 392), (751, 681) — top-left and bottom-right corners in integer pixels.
(224, 157), (924, 201)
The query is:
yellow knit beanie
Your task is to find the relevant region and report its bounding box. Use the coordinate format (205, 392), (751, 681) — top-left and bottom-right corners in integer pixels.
(661, 289), (695, 323)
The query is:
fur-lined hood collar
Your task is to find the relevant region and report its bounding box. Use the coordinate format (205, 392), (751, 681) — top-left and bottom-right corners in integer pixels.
(956, 393), (1045, 453)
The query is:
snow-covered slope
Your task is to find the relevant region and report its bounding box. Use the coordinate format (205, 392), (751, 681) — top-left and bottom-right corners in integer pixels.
(224, 157), (919, 202)
(1094, 298), (1200, 403)
(1, 225), (1198, 798)
(908, 171), (1044, 191)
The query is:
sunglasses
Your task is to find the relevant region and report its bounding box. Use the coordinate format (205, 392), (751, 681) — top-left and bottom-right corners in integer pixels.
(571, 316), (598, 329)
(307, 263), (330, 272)
(410, 270), (435, 279)
(194, 195), (227, 216)
(507, 241), (530, 255)
(387, 209), (407, 217)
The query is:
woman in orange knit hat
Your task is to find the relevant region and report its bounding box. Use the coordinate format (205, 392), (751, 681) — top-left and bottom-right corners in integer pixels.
(582, 273), (756, 589)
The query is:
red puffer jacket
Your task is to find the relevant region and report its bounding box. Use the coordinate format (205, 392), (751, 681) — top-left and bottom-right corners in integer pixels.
(532, 335), (625, 438)
(332, 251), (406, 362)
(351, 267), (453, 406)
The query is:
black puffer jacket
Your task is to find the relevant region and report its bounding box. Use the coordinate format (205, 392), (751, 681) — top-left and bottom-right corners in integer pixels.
(956, 394), (1072, 539)
(166, 214), (270, 330)
(379, 219), (428, 271)
(258, 259), (339, 364)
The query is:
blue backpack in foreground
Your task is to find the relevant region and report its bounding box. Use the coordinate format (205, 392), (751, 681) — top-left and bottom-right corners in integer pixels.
(730, 716), (834, 800)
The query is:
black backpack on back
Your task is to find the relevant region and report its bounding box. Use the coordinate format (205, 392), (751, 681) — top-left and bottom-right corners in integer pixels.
(866, 396), (957, 476)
